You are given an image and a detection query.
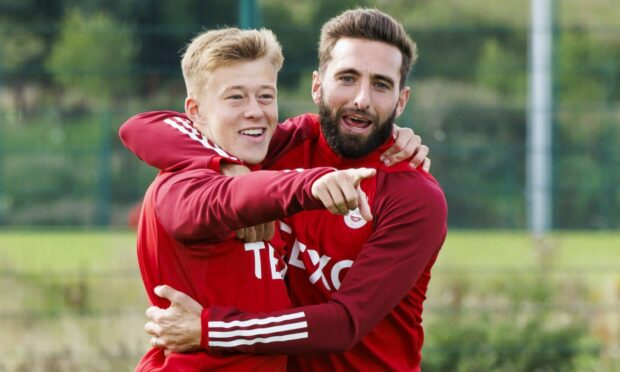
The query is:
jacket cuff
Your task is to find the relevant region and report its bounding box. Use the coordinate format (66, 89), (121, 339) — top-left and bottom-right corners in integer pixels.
(200, 307), (210, 351)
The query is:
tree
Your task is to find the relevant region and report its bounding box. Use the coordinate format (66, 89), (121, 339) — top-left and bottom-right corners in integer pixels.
(46, 8), (137, 106)
(0, 27), (46, 111)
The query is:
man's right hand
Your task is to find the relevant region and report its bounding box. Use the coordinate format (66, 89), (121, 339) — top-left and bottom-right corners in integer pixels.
(380, 126), (431, 172)
(311, 168), (376, 221)
(144, 285), (203, 355)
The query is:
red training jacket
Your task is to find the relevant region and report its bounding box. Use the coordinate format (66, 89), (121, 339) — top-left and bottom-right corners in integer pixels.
(121, 113), (335, 371)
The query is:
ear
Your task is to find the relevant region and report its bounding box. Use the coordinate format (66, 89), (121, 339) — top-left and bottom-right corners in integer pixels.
(395, 86), (411, 118)
(185, 96), (200, 122)
(311, 71), (322, 105)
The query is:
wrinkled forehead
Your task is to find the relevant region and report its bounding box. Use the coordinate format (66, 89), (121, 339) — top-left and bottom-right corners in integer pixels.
(324, 38), (402, 80)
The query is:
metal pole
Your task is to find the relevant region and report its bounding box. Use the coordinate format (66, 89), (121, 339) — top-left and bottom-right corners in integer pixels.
(527, 0), (553, 235)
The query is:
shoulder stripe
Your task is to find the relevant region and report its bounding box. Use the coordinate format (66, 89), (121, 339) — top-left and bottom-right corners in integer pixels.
(209, 332), (309, 347)
(209, 311), (305, 329)
(162, 117), (239, 161)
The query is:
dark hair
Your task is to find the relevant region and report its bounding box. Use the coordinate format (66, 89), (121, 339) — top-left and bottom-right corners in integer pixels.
(318, 8), (417, 89)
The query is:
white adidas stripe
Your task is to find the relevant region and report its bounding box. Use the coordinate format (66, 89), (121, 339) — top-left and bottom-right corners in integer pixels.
(163, 117), (239, 161)
(209, 321), (308, 339)
(163, 117), (200, 141)
(279, 221), (292, 233)
(209, 311), (305, 329)
(210, 332), (309, 347)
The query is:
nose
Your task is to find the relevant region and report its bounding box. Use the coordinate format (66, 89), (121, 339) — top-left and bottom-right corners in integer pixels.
(244, 97), (264, 120)
(354, 84), (371, 111)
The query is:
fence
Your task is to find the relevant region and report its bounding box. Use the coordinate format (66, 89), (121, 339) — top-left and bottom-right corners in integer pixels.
(1, 20), (618, 229)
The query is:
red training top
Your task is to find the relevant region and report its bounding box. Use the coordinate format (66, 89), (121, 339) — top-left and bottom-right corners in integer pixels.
(121, 113), (334, 371)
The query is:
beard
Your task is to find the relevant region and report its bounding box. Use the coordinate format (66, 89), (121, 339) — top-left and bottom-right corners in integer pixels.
(318, 99), (396, 159)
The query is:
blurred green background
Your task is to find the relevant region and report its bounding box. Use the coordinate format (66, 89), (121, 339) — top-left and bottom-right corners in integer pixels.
(0, 0), (619, 370)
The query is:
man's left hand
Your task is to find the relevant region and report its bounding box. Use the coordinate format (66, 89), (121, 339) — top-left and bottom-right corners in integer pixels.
(144, 285), (203, 355)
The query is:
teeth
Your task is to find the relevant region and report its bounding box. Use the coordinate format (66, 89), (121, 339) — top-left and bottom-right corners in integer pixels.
(240, 128), (264, 136)
(347, 116), (370, 124)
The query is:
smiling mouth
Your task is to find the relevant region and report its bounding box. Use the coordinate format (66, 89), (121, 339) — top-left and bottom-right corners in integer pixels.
(342, 114), (373, 130)
(239, 128), (266, 137)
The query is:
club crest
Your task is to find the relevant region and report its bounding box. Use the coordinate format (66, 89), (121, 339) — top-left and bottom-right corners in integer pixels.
(344, 208), (367, 229)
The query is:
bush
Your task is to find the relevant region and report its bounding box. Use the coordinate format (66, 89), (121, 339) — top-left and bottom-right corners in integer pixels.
(422, 274), (602, 371)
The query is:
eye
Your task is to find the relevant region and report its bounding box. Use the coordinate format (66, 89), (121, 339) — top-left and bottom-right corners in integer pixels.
(227, 94), (244, 100)
(257, 94), (274, 105)
(374, 81), (391, 90)
(339, 75), (355, 84)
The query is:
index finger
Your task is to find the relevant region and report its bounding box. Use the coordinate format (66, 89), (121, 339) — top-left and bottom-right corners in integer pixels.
(145, 306), (162, 320)
(348, 168), (376, 185)
(155, 285), (190, 305)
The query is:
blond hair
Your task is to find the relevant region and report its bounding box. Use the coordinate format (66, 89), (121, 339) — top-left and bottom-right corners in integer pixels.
(318, 8), (417, 89)
(181, 28), (284, 97)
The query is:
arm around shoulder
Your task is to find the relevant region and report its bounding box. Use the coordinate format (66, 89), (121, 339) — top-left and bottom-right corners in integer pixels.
(200, 172), (448, 355)
(119, 110), (235, 172)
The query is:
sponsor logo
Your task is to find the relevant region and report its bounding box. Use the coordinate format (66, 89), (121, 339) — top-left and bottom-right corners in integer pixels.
(288, 239), (353, 291)
(244, 242), (287, 280)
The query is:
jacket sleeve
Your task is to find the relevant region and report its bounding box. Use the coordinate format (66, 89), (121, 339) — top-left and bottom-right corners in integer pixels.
(118, 110), (243, 172)
(201, 171), (448, 354)
(155, 167), (334, 243)
(263, 114), (320, 168)
(119, 111), (319, 172)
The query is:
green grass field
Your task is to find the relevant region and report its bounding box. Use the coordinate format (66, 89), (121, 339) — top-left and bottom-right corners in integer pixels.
(439, 230), (620, 268)
(0, 229), (618, 370)
(0, 229), (137, 272)
(2, 229), (618, 271)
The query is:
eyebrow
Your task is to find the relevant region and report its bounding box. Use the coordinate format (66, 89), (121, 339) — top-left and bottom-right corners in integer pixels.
(335, 68), (395, 88)
(335, 68), (361, 79)
(224, 85), (276, 91)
